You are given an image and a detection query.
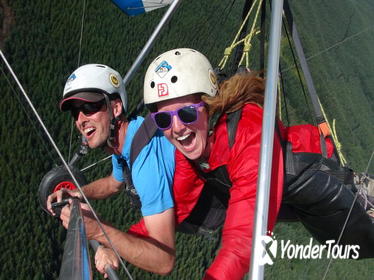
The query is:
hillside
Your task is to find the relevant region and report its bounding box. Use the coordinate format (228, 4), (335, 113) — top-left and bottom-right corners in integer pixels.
(1, 0), (373, 279)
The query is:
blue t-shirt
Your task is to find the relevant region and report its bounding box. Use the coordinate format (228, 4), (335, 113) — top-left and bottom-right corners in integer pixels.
(112, 116), (175, 216)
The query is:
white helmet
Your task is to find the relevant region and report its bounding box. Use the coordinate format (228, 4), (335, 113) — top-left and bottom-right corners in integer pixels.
(60, 64), (127, 112)
(143, 48), (218, 106)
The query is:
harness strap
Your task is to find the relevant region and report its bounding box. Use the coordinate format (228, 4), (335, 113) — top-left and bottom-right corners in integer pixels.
(283, 0), (341, 161)
(130, 114), (158, 167)
(118, 157), (141, 208)
(226, 109), (242, 148)
(180, 109), (243, 235)
(121, 114), (158, 208)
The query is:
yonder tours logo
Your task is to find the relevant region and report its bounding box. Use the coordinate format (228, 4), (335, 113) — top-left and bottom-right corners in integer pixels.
(258, 231), (360, 265)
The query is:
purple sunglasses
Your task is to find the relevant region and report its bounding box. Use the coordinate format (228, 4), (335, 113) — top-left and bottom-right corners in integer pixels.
(151, 101), (205, 130)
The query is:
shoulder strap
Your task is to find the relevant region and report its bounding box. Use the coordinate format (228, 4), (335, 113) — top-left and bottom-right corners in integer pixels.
(226, 108), (243, 148)
(121, 114), (158, 209)
(193, 108), (243, 185)
(129, 114), (158, 167)
(118, 157), (142, 208)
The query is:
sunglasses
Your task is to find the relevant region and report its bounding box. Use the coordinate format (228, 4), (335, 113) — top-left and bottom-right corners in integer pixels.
(70, 100), (105, 120)
(151, 101), (205, 130)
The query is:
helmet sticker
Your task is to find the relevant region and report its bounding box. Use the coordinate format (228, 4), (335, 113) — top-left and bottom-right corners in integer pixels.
(64, 73), (76, 92)
(110, 74), (120, 88)
(209, 70), (218, 89)
(67, 73), (77, 82)
(157, 83), (169, 97)
(155, 60), (172, 78)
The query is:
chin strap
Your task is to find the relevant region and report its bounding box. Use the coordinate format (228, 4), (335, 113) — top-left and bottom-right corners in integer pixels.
(107, 116), (120, 149)
(102, 94), (119, 149)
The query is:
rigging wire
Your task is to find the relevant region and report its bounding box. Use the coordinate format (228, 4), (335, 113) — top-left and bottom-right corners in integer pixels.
(0, 66), (58, 165)
(303, 25), (374, 63)
(0, 50), (134, 280)
(281, 25), (374, 74)
(193, 0), (237, 48)
(321, 192), (359, 280)
(81, 0), (241, 174)
(81, 155), (112, 172)
(280, 6), (341, 278)
(67, 119), (75, 163)
(266, 3), (372, 279)
(279, 6), (373, 279)
(218, 0), (262, 70)
(237, 0), (263, 68)
(281, 14), (314, 124)
(233, 0), (254, 71)
(276, 4), (319, 275)
(321, 150), (374, 280)
(68, 0), (88, 162)
(77, 0), (87, 68)
(365, 151), (374, 174)
(233, 2), (371, 278)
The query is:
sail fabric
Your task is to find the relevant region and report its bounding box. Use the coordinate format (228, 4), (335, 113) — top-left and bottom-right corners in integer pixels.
(111, 0), (173, 16)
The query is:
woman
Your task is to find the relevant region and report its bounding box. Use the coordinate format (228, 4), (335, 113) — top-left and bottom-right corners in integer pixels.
(143, 48), (374, 279)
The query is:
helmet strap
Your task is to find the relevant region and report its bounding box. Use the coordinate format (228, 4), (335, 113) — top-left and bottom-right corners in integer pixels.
(107, 116), (120, 149)
(208, 111), (221, 132)
(102, 94), (118, 149)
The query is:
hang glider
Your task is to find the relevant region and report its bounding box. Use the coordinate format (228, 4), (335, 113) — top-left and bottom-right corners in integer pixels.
(2, 0), (374, 280)
(111, 0), (174, 16)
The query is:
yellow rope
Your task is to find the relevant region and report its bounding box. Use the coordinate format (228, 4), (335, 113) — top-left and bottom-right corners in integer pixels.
(237, 29), (261, 68)
(332, 119), (348, 166)
(238, 0), (263, 68)
(217, 0), (348, 168)
(319, 101), (348, 166)
(218, 0), (262, 70)
(277, 78), (283, 121)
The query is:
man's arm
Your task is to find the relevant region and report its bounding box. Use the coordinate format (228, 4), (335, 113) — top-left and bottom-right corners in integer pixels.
(47, 175), (123, 214)
(80, 175), (123, 199)
(61, 205), (176, 275)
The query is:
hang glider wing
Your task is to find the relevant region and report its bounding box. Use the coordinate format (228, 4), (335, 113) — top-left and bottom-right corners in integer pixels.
(111, 0), (174, 16)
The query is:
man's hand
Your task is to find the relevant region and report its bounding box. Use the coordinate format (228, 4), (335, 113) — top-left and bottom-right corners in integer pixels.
(95, 246), (119, 278)
(60, 202), (103, 240)
(59, 198), (176, 275)
(46, 188), (82, 216)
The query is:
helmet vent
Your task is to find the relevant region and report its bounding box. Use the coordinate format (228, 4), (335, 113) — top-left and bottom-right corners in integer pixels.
(175, 51), (181, 55)
(150, 81), (155, 88)
(171, 76), (178, 83)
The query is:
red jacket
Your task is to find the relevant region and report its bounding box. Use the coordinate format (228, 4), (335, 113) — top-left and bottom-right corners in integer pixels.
(128, 103), (334, 279)
(173, 103), (284, 279)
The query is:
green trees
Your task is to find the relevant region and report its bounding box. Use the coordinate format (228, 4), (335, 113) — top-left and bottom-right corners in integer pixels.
(1, 0), (373, 279)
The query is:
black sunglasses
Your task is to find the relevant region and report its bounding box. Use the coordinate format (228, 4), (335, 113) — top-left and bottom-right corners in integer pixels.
(151, 102), (205, 130)
(70, 100), (105, 120)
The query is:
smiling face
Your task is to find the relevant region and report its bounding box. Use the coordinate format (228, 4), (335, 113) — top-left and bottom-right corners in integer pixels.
(71, 100), (111, 149)
(70, 97), (124, 150)
(156, 94), (209, 160)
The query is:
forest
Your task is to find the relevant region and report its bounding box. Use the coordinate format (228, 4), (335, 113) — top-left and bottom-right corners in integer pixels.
(1, 0), (373, 279)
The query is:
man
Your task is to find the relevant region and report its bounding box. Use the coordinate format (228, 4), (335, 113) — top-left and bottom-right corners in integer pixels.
(46, 64), (176, 276)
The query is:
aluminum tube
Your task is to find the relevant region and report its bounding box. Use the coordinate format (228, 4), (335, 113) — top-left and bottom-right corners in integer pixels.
(122, 0), (182, 87)
(90, 240), (120, 280)
(248, 0), (284, 279)
(59, 199), (92, 280)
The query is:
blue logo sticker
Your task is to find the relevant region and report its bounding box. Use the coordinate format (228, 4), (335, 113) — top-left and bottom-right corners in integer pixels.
(67, 73), (77, 82)
(155, 61), (172, 78)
